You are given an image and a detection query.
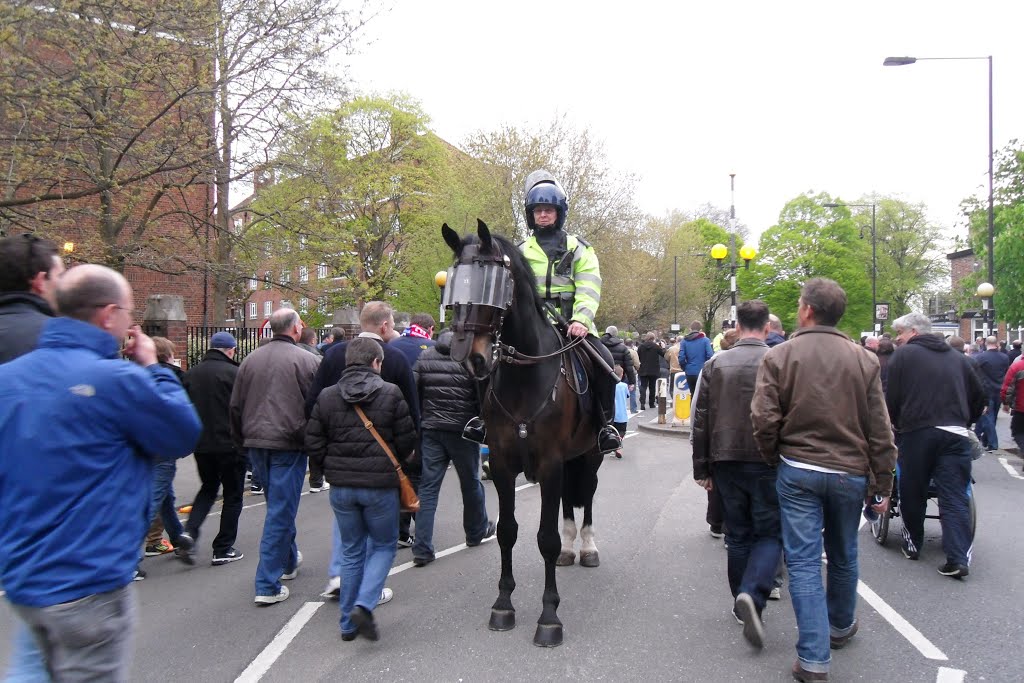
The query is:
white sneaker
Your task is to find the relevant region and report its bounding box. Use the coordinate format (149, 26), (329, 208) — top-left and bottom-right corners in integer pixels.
(320, 576), (341, 599)
(254, 585), (290, 605)
(281, 550), (303, 580)
(768, 586), (781, 600)
(308, 482), (330, 493)
(379, 587), (394, 605)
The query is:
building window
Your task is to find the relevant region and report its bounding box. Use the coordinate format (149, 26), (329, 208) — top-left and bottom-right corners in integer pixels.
(299, 265), (308, 282)
(317, 297), (327, 313)
(263, 300), (272, 317)
(263, 272), (271, 289)
(299, 297), (309, 313)
(249, 273), (257, 291)
(317, 263), (328, 279)
(248, 302), (257, 319)
(299, 234), (307, 249)
(281, 269), (290, 284)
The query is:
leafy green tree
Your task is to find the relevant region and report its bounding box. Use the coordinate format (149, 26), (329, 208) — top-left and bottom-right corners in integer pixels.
(961, 140), (1024, 325)
(742, 193), (871, 337)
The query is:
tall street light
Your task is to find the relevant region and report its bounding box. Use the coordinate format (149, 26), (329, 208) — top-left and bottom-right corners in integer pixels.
(710, 236), (756, 326)
(884, 54), (995, 328)
(824, 202), (878, 333)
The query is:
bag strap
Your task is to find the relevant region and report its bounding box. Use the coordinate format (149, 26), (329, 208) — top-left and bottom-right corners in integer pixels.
(353, 404), (403, 473)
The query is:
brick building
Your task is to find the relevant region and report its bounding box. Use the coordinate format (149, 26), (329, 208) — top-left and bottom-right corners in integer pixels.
(944, 248), (1021, 342)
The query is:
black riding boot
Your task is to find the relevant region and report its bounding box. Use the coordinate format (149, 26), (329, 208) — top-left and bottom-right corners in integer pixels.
(462, 416), (487, 444)
(595, 371), (622, 454)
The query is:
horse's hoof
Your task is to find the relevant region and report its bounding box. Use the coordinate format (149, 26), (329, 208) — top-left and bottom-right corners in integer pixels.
(579, 551), (600, 568)
(556, 551), (576, 566)
(533, 623), (563, 647)
(489, 608), (516, 631)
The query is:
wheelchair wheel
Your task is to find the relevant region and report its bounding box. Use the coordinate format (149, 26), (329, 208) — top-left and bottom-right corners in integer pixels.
(968, 482), (976, 541)
(870, 506), (890, 545)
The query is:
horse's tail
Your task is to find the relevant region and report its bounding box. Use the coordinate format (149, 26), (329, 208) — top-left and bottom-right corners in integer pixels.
(562, 454), (598, 509)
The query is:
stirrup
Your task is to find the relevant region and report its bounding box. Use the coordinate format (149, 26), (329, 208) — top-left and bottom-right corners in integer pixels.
(598, 424), (622, 454)
(462, 417), (487, 444)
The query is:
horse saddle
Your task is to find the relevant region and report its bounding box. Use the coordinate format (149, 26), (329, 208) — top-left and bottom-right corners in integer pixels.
(562, 345), (595, 419)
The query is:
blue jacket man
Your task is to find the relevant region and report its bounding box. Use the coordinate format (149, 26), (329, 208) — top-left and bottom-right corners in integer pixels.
(679, 322), (715, 387)
(0, 264), (200, 680)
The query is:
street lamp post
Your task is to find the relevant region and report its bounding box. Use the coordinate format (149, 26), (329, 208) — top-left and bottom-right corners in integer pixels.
(977, 281), (995, 338)
(884, 54), (995, 330)
(710, 235), (756, 326)
(824, 202), (878, 333)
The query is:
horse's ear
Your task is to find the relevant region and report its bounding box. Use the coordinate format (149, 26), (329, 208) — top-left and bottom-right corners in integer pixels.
(441, 223), (462, 255)
(477, 219), (492, 251)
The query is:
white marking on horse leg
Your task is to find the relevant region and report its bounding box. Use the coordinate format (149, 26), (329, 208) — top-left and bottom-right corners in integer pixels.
(580, 524), (598, 554)
(561, 518), (578, 551)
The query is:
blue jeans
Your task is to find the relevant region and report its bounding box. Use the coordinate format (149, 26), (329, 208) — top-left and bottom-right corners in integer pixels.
(713, 461), (783, 612)
(149, 459), (183, 543)
(4, 619), (49, 682)
(248, 449), (306, 597)
(413, 430), (488, 560)
(330, 486), (399, 635)
(629, 387), (637, 413)
(777, 460), (866, 674)
(973, 396), (1001, 449)
(896, 428), (973, 565)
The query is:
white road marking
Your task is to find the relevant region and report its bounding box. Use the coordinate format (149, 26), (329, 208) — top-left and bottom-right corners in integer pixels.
(623, 431), (640, 439)
(936, 667), (966, 683)
(856, 580), (948, 661)
(998, 456), (1024, 480)
(234, 601), (324, 683)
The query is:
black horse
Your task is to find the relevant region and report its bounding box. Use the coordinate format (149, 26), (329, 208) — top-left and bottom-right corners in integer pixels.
(442, 219), (604, 648)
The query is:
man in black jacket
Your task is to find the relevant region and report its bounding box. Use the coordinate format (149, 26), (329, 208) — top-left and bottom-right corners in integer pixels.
(0, 233), (64, 364)
(410, 330), (494, 567)
(636, 333), (663, 410)
(181, 332), (246, 565)
(973, 335), (1010, 450)
(692, 300), (778, 649)
(600, 325), (636, 394)
(0, 234), (64, 683)
(886, 313), (985, 579)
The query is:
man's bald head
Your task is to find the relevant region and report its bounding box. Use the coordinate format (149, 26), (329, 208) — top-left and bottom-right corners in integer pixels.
(768, 314), (783, 333)
(56, 265), (131, 322)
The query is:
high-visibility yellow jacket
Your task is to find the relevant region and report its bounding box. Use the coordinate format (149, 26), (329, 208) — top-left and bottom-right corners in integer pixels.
(520, 233), (602, 333)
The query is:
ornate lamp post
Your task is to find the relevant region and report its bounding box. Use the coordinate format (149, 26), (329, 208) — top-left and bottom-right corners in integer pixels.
(710, 237), (756, 326)
(977, 281), (995, 338)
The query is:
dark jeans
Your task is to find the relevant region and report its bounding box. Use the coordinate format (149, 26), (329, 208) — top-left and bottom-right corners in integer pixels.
(639, 375), (658, 409)
(713, 461), (783, 612)
(149, 460), (183, 544)
(896, 428), (973, 565)
(1012, 412), (1024, 454)
(308, 455), (325, 488)
(706, 486), (723, 531)
(398, 470), (421, 542)
(973, 396), (1001, 449)
(186, 452), (247, 553)
(685, 374), (700, 397)
(413, 430), (488, 560)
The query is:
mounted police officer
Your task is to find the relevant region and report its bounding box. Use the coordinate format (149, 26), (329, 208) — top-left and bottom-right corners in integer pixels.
(463, 170), (622, 455)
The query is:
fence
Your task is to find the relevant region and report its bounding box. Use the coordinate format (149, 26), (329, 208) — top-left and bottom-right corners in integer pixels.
(142, 325), (336, 368)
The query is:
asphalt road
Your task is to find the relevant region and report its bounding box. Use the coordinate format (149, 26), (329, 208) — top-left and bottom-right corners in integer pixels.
(2, 412), (1022, 682)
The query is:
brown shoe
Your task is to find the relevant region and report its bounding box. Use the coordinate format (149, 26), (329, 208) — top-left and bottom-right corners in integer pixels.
(792, 661), (829, 682)
(830, 620), (858, 649)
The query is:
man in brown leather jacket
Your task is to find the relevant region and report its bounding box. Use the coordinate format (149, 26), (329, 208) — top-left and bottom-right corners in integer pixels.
(751, 278), (896, 683)
(691, 300), (779, 651)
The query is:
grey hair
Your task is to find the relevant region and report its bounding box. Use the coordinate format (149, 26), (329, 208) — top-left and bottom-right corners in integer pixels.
(891, 312), (932, 335)
(269, 308), (300, 335)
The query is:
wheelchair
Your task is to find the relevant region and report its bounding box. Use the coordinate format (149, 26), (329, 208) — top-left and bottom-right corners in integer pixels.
(869, 463), (977, 546)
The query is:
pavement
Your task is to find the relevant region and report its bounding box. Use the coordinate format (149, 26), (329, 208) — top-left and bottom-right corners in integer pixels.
(2, 409), (1023, 681)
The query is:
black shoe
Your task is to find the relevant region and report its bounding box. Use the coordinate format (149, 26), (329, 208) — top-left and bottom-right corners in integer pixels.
(467, 520), (496, 547)
(174, 533), (196, 565)
(829, 620), (858, 649)
(901, 543), (919, 561)
(212, 548), (244, 565)
(351, 606), (379, 641)
(598, 424), (622, 454)
(937, 562), (969, 579)
(462, 417), (486, 444)
(412, 555), (434, 567)
(481, 461), (491, 480)
(397, 535), (414, 549)
(341, 631), (357, 641)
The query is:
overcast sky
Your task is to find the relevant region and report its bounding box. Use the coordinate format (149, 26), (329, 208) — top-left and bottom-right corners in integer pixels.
(345, 0), (1023, 246)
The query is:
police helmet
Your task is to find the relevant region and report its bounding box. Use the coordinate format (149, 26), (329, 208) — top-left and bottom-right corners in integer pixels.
(525, 181), (568, 231)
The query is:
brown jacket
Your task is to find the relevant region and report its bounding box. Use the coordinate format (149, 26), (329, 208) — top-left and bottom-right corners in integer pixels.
(230, 336), (321, 451)
(750, 325), (896, 496)
(665, 343), (682, 373)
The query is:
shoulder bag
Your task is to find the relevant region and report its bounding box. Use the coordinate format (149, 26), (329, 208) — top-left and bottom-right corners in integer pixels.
(353, 404), (420, 513)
